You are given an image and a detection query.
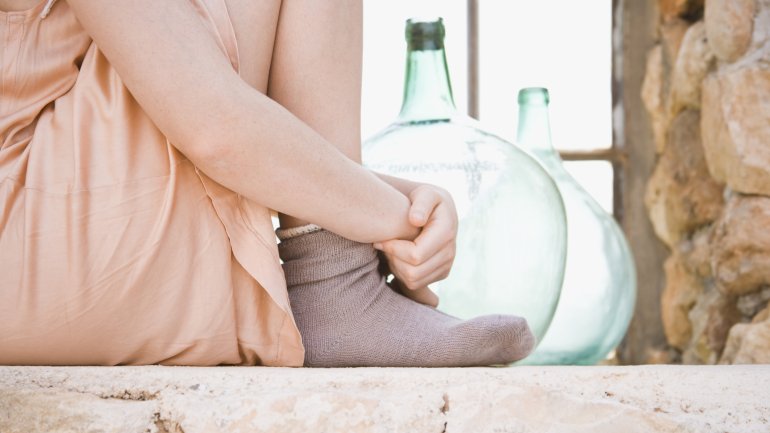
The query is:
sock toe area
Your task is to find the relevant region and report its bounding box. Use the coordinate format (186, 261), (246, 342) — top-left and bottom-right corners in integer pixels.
(454, 315), (536, 364)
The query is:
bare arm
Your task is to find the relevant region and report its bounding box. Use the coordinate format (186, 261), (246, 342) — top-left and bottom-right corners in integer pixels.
(65, 0), (418, 244)
(374, 173), (422, 197)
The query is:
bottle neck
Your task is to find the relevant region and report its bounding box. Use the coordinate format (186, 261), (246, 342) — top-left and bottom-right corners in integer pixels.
(398, 46), (457, 122)
(516, 89), (558, 161)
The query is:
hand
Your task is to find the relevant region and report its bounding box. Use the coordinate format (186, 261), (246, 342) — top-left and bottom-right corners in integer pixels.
(374, 184), (458, 307)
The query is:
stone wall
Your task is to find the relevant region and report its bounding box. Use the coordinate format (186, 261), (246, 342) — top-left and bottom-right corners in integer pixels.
(643, 0), (770, 364)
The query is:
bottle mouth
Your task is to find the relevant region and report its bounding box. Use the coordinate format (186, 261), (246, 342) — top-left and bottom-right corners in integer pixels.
(518, 87), (550, 105)
(405, 18), (445, 51)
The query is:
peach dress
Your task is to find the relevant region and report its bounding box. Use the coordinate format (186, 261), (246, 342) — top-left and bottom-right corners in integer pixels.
(0, 0), (304, 365)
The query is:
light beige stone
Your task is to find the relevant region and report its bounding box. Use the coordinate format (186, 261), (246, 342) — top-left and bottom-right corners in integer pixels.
(704, 293), (743, 355)
(0, 389), (159, 433)
(737, 286), (770, 317)
(684, 287), (718, 364)
(2, 366), (770, 432)
(754, 305), (770, 323)
(701, 67), (770, 195)
(641, 45), (669, 153)
(679, 226), (713, 278)
(661, 254), (704, 349)
(705, 0), (756, 62)
(684, 286), (741, 364)
(750, 0), (770, 54)
(710, 195), (770, 296)
(669, 21), (715, 115)
(646, 110), (724, 246)
(661, 18), (692, 67)
(721, 306), (770, 364)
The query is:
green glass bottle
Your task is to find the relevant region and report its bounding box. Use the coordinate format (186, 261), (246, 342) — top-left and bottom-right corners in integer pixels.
(362, 19), (567, 344)
(516, 87), (637, 365)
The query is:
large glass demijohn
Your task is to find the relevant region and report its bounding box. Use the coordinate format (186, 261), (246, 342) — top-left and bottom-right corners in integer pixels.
(516, 87), (637, 364)
(362, 19), (567, 342)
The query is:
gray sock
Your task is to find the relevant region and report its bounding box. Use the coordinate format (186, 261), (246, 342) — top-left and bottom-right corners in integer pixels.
(277, 226), (535, 367)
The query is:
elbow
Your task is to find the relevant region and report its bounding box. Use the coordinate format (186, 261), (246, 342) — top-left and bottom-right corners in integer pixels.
(173, 124), (233, 171)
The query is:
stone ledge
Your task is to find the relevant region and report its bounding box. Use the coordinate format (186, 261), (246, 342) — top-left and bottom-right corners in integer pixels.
(1, 365), (768, 432)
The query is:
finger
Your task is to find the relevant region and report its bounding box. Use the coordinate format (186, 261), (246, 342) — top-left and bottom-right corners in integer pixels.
(392, 279), (439, 308)
(409, 262), (453, 289)
(374, 238), (418, 263)
(390, 247), (454, 289)
(411, 217), (455, 266)
(408, 188), (441, 227)
(379, 228), (453, 267)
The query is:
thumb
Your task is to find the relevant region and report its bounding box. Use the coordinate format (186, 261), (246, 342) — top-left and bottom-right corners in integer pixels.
(408, 188), (440, 227)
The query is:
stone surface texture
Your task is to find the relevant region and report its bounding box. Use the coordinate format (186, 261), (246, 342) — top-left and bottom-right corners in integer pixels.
(710, 195), (770, 296)
(661, 254), (703, 349)
(645, 110), (723, 247)
(644, 0), (770, 364)
(1, 366), (770, 433)
(660, 0), (705, 21)
(661, 18), (692, 67)
(669, 21), (714, 114)
(705, 0), (756, 62)
(701, 67), (770, 196)
(751, 0), (770, 54)
(721, 306), (770, 363)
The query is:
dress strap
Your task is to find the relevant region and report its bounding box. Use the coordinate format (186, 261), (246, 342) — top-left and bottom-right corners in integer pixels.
(40, 0), (57, 19)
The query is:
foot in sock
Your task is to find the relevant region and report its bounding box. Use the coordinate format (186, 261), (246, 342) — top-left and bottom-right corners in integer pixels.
(277, 225), (536, 367)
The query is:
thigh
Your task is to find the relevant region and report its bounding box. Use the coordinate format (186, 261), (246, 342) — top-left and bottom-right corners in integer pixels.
(267, 0), (363, 161)
(223, 0), (282, 93)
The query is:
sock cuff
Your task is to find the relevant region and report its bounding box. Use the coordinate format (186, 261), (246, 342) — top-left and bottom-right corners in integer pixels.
(276, 223), (323, 240)
(277, 228), (378, 286)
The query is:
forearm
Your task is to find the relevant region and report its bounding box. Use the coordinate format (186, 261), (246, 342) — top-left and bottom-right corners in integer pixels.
(203, 91), (420, 243)
(374, 173), (424, 197)
(67, 0), (417, 244)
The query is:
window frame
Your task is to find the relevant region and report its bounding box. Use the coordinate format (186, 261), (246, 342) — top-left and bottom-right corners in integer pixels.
(465, 0), (625, 221)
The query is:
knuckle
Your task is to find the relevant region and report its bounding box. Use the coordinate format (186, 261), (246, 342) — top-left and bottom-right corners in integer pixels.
(404, 268), (420, 283)
(409, 250), (423, 265)
(440, 268), (451, 280)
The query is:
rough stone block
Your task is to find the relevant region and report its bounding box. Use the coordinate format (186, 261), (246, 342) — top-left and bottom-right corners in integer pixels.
(737, 286), (770, 318)
(684, 285), (742, 364)
(705, 0), (756, 62)
(701, 67), (770, 196)
(704, 293), (743, 355)
(710, 194), (770, 296)
(721, 305), (770, 364)
(661, 254), (704, 349)
(751, 0), (770, 53)
(669, 21), (715, 115)
(679, 227), (713, 278)
(661, 18), (692, 66)
(682, 285), (724, 364)
(646, 110), (724, 247)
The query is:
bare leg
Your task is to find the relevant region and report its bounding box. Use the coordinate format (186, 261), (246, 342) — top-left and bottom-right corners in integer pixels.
(267, 0), (363, 229)
(223, 0), (282, 94)
(259, 1), (536, 367)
